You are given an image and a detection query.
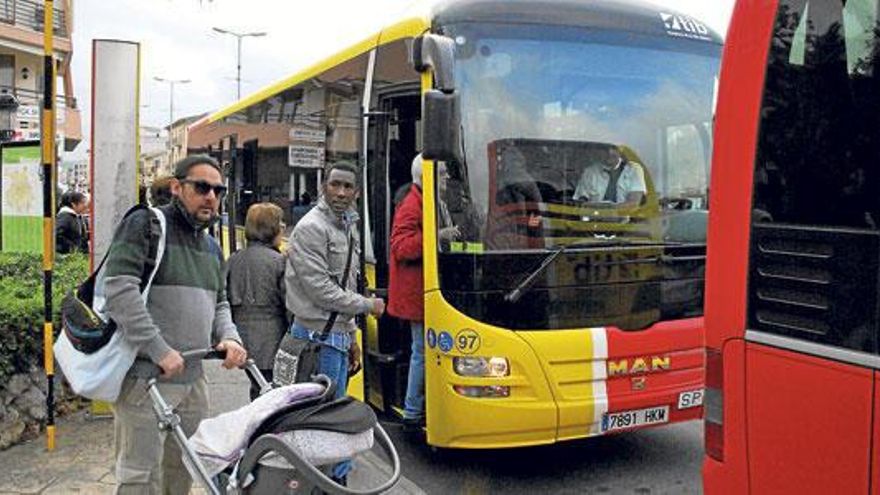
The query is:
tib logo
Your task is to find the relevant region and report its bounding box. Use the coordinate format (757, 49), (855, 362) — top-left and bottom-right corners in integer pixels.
(660, 13), (711, 41)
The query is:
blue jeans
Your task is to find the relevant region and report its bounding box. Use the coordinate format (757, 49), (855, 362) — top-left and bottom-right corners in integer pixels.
(290, 323), (352, 479)
(404, 321), (425, 419)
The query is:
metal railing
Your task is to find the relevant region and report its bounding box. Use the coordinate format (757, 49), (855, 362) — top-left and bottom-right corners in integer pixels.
(0, 0), (66, 37)
(0, 84), (74, 109)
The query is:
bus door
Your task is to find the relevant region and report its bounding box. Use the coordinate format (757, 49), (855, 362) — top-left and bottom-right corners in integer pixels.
(363, 37), (422, 414)
(239, 139), (258, 227)
(219, 134), (239, 253)
(728, 0), (880, 492)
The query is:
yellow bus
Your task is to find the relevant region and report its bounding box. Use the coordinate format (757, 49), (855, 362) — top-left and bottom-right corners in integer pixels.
(189, 0), (721, 449)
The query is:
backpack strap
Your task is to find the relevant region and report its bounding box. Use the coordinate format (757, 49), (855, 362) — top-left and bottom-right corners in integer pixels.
(141, 207), (167, 298)
(86, 205), (166, 311)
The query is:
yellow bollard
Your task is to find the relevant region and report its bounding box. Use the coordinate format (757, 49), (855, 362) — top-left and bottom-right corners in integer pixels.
(89, 400), (114, 418)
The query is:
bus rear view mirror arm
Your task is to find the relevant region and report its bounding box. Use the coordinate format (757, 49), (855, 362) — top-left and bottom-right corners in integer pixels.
(413, 33), (456, 93)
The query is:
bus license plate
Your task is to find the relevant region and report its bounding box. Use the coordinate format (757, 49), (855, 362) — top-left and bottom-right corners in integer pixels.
(602, 406), (669, 433)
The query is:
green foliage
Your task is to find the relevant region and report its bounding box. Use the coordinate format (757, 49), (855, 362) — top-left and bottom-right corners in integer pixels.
(0, 252), (88, 382)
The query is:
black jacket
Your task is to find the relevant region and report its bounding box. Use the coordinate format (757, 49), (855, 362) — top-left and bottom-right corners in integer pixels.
(55, 207), (88, 254)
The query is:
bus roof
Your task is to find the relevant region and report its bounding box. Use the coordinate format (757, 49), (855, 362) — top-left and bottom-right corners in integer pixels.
(195, 0), (721, 129)
(433, 0), (719, 39)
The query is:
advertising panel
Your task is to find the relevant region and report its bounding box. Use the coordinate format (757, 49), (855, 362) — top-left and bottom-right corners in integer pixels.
(0, 142), (42, 252)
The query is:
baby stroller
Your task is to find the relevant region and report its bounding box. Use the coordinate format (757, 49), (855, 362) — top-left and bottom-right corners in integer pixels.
(145, 349), (401, 495)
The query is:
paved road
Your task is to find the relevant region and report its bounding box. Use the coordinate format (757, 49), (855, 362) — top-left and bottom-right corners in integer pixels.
(0, 362), (418, 494)
(1, 362), (702, 494)
(371, 416), (704, 495)
(210, 362), (705, 494)
(206, 361), (422, 494)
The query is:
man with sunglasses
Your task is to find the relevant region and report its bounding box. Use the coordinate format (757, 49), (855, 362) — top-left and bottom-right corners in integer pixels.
(103, 154), (247, 494)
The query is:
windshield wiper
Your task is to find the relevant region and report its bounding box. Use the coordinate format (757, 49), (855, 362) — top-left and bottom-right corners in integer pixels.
(504, 238), (664, 303)
(502, 239), (684, 303)
(503, 244), (569, 303)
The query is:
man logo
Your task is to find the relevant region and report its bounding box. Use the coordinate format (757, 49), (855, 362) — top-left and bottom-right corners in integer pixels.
(660, 13), (712, 41)
(608, 356), (671, 377)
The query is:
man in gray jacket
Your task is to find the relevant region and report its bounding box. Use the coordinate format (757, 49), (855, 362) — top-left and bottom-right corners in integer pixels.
(285, 161), (384, 483)
(105, 155), (247, 494)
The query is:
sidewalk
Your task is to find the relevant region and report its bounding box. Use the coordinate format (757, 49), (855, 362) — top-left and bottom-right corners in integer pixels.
(0, 362), (421, 494)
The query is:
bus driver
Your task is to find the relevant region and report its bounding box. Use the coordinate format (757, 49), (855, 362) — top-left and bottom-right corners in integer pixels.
(573, 146), (647, 207)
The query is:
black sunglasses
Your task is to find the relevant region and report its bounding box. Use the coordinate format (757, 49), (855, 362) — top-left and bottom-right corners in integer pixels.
(181, 179), (227, 197)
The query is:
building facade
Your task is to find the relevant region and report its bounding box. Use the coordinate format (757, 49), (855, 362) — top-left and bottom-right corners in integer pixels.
(168, 113), (205, 167)
(139, 125), (169, 185)
(59, 158), (87, 191)
(0, 0), (81, 151)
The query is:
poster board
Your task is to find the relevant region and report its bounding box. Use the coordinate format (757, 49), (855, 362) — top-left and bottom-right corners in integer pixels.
(0, 141), (43, 253)
(90, 40), (140, 264)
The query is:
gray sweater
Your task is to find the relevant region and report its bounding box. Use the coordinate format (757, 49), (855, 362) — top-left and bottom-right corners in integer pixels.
(102, 202), (241, 383)
(284, 198), (371, 333)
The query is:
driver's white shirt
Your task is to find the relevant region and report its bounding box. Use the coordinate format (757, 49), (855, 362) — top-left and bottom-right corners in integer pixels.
(573, 160), (647, 203)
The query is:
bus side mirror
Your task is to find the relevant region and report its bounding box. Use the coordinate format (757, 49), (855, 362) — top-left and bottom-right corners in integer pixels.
(413, 34), (456, 93)
(414, 34), (461, 162)
(422, 90), (461, 163)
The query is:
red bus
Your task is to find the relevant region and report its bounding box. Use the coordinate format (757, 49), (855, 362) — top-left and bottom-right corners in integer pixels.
(704, 0), (880, 492)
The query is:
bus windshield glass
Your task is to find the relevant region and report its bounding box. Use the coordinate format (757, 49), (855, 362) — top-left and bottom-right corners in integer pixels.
(435, 21), (721, 330)
(439, 22), (720, 252)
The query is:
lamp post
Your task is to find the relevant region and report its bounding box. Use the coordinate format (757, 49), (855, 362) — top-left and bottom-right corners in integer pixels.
(153, 76), (190, 129)
(153, 77), (190, 165)
(212, 27), (266, 100)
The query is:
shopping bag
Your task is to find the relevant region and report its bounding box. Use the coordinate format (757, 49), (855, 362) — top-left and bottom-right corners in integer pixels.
(54, 329), (138, 402)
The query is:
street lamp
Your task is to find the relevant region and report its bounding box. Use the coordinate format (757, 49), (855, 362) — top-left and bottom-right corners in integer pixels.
(153, 76), (191, 129)
(212, 27), (266, 100)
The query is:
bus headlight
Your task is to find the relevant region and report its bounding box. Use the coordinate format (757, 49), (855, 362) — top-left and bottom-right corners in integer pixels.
(453, 356), (510, 377)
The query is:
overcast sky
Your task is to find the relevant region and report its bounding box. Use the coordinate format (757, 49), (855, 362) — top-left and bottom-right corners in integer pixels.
(70, 0), (735, 159)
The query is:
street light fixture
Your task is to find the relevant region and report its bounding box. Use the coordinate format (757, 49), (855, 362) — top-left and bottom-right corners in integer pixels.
(153, 76), (191, 129)
(212, 27), (266, 100)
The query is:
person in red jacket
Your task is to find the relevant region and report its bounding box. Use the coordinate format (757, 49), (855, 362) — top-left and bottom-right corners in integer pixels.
(388, 154), (458, 426)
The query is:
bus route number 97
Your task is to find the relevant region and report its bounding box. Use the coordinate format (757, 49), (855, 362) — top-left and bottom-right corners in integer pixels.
(456, 329), (480, 354)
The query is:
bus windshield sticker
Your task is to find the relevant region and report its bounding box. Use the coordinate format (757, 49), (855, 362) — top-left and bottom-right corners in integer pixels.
(455, 329), (481, 354)
(659, 13), (713, 42)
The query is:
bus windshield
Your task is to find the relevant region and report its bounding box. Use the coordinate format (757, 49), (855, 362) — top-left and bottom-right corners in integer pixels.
(440, 22), (720, 252)
(436, 21), (721, 331)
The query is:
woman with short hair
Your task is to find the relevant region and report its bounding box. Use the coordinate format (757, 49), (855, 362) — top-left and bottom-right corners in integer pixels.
(56, 190), (89, 254)
(227, 202), (288, 399)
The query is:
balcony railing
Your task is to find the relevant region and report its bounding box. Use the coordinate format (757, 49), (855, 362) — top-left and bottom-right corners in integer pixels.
(0, 0), (66, 38)
(0, 84), (73, 109)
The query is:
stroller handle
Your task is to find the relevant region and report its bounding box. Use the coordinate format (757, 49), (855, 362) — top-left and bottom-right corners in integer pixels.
(182, 348), (226, 361)
(236, 421), (401, 495)
(144, 348), (241, 380)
